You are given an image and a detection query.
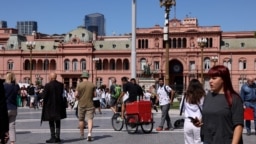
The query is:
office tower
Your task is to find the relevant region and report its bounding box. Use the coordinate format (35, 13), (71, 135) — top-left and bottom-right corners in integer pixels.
(0, 21), (7, 28)
(84, 13), (105, 36)
(16, 21), (38, 35)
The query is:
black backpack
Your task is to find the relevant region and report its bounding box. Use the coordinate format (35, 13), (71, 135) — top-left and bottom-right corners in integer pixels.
(174, 118), (184, 129)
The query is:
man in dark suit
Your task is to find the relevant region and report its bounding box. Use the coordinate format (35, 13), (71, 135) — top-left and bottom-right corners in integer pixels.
(41, 73), (66, 143)
(0, 78), (9, 144)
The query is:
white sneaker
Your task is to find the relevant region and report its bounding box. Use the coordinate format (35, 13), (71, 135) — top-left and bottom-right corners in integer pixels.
(117, 117), (123, 122)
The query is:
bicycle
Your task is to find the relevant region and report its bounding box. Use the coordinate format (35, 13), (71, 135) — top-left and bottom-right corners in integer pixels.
(111, 100), (154, 134)
(111, 101), (124, 131)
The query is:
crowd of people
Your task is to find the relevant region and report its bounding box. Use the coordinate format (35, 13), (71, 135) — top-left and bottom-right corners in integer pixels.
(17, 83), (44, 109)
(1, 64), (255, 144)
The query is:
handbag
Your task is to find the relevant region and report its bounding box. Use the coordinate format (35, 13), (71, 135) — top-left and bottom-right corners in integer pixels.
(244, 108), (254, 120)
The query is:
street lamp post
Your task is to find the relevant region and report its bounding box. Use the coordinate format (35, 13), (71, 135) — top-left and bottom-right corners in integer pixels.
(93, 58), (99, 86)
(197, 38), (207, 84)
(26, 41), (36, 84)
(211, 56), (218, 66)
(159, 0), (176, 85)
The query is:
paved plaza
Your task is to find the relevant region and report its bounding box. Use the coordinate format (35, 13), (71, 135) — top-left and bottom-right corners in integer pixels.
(15, 107), (255, 144)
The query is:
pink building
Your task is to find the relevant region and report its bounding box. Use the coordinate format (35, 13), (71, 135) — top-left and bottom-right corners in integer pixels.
(0, 17), (256, 93)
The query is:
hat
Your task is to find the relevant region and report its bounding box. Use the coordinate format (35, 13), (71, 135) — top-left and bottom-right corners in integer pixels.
(81, 71), (90, 78)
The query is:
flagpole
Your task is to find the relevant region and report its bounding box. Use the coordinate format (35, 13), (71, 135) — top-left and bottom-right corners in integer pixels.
(131, 0), (137, 79)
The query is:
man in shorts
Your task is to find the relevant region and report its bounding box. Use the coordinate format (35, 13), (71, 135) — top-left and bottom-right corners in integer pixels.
(110, 78), (119, 113)
(75, 71), (95, 141)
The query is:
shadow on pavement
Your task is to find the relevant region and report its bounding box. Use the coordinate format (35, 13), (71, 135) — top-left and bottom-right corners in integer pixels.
(16, 131), (31, 134)
(93, 135), (112, 141)
(62, 138), (84, 143)
(62, 135), (112, 143)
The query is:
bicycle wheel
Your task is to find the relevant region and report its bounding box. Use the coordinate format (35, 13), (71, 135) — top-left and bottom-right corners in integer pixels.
(125, 115), (139, 134)
(141, 122), (154, 134)
(111, 113), (124, 131)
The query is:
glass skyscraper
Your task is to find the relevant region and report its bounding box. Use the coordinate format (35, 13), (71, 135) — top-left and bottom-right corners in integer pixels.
(84, 13), (105, 36)
(16, 21), (38, 35)
(0, 21), (7, 28)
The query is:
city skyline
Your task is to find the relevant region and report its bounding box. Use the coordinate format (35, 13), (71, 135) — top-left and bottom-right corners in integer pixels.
(0, 0), (256, 35)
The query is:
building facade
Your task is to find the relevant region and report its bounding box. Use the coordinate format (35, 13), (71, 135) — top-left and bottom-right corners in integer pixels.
(1, 17), (256, 93)
(16, 21), (38, 35)
(84, 13), (105, 36)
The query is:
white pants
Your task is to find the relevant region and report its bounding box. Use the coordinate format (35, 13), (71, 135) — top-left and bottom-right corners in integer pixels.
(184, 119), (202, 144)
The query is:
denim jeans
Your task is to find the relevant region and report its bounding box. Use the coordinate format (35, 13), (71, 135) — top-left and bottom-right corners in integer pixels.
(244, 101), (256, 133)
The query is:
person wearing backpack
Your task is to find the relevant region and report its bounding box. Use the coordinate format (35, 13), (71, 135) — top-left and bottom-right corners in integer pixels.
(155, 78), (175, 131)
(109, 78), (121, 113)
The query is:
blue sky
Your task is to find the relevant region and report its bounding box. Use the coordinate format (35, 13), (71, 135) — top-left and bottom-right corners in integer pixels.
(1, 0), (255, 35)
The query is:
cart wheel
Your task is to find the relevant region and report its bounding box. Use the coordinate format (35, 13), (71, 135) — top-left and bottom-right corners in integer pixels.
(141, 121), (154, 134)
(111, 113), (124, 131)
(125, 115), (139, 134)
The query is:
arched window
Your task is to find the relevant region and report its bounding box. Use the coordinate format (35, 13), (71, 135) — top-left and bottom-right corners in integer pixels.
(177, 38), (181, 48)
(227, 60), (231, 70)
(50, 59), (57, 70)
(97, 60), (102, 70)
(72, 59), (78, 71)
(173, 38), (177, 48)
(110, 59), (115, 70)
(204, 58), (211, 70)
(239, 59), (246, 70)
(81, 59), (86, 71)
(123, 59), (129, 70)
(24, 60), (30, 70)
(209, 38), (213, 47)
(64, 59), (70, 71)
(140, 58), (147, 70)
(138, 39), (142, 49)
(43, 59), (49, 70)
(7, 60), (14, 70)
(142, 39), (145, 49)
(145, 39), (148, 48)
(183, 38), (187, 48)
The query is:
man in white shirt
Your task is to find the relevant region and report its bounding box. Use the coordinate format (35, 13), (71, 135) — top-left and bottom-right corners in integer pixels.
(155, 78), (175, 131)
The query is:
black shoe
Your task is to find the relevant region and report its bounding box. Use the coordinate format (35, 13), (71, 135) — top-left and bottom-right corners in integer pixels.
(46, 137), (56, 143)
(55, 137), (61, 143)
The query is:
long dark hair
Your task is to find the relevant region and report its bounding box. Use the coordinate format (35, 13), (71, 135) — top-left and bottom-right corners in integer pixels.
(208, 65), (239, 107)
(186, 79), (205, 104)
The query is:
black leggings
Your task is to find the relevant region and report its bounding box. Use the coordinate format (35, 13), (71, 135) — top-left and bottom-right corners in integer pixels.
(49, 120), (61, 129)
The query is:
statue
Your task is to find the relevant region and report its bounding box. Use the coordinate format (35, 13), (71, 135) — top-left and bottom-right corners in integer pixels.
(143, 64), (151, 76)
